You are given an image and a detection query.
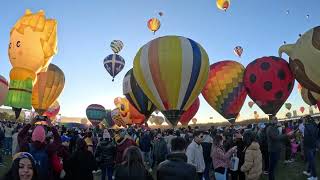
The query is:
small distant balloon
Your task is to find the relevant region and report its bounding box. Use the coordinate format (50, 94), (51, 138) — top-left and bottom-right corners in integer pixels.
(283, 41), (286, 45)
(306, 14), (309, 19)
(110, 40), (124, 54)
(286, 10), (289, 15)
(158, 12), (163, 16)
(234, 46), (243, 57)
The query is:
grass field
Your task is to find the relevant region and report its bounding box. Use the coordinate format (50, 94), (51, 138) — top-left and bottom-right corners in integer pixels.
(1, 152), (319, 180)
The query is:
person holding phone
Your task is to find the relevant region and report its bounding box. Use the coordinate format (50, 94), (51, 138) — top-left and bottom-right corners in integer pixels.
(211, 134), (237, 180)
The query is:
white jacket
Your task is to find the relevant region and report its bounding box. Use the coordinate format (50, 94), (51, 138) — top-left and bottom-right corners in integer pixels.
(186, 140), (205, 173)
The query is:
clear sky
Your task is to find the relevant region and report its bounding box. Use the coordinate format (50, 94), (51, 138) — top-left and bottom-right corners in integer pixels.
(0, 0), (319, 124)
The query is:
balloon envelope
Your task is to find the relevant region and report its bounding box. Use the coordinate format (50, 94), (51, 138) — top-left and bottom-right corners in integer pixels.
(86, 104), (106, 126)
(32, 64), (65, 115)
(104, 110), (115, 127)
(133, 36), (209, 126)
(234, 46), (243, 57)
(285, 103), (292, 110)
(216, 0), (230, 11)
(202, 61), (247, 123)
(244, 56), (295, 116)
(147, 18), (160, 34)
(248, 101), (254, 108)
(300, 87), (318, 106)
(103, 54), (125, 81)
(43, 101), (60, 118)
(179, 97), (200, 125)
(123, 69), (156, 119)
(300, 106), (305, 113)
(0, 75), (8, 106)
(110, 40), (124, 54)
(111, 108), (127, 127)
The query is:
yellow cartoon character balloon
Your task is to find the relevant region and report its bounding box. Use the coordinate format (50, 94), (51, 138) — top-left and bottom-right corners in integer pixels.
(279, 26), (320, 94)
(5, 9), (57, 113)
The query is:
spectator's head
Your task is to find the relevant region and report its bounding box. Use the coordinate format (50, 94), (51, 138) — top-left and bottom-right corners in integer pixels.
(193, 130), (204, 144)
(103, 129), (111, 139)
(213, 135), (223, 146)
(77, 139), (88, 151)
(31, 126), (45, 143)
(61, 135), (71, 147)
(9, 152), (38, 180)
(243, 130), (256, 146)
(171, 137), (187, 153)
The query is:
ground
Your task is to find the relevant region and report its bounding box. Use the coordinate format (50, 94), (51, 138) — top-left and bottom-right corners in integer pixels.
(0, 152), (319, 179)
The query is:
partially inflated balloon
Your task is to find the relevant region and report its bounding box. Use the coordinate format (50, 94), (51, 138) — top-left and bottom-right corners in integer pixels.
(202, 61), (247, 124)
(103, 54), (125, 81)
(300, 87), (317, 106)
(43, 101), (60, 118)
(32, 64), (65, 115)
(114, 97), (145, 125)
(248, 101), (254, 108)
(5, 9), (57, 112)
(111, 108), (126, 127)
(285, 103), (292, 110)
(86, 104), (106, 126)
(110, 40), (124, 54)
(244, 56), (294, 116)
(192, 118), (197, 124)
(123, 69), (156, 119)
(147, 18), (160, 34)
(216, 0), (230, 11)
(104, 110), (115, 127)
(179, 97), (200, 125)
(0, 75), (8, 106)
(133, 36), (209, 126)
(279, 26), (320, 94)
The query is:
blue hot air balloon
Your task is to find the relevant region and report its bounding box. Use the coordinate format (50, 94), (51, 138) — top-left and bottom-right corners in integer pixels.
(103, 54), (125, 81)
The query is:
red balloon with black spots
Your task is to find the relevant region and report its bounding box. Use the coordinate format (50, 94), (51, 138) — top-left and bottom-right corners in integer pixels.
(244, 56), (295, 116)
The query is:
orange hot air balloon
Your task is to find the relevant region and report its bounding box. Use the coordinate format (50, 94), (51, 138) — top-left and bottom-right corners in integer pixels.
(147, 18), (160, 34)
(216, 0), (230, 11)
(114, 97), (145, 124)
(32, 64), (65, 115)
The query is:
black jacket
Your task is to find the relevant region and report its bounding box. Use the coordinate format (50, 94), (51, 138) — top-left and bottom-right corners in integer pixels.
(68, 150), (98, 180)
(95, 139), (116, 166)
(157, 153), (198, 180)
(201, 142), (212, 164)
(304, 122), (319, 149)
(113, 162), (153, 180)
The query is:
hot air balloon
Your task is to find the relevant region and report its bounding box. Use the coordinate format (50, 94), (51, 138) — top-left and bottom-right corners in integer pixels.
(300, 87), (318, 106)
(43, 101), (60, 118)
(286, 10), (290, 15)
(5, 9), (57, 116)
(104, 109), (115, 127)
(192, 118), (197, 124)
(216, 0), (230, 11)
(285, 112), (292, 118)
(114, 97), (145, 125)
(133, 36), (209, 126)
(234, 46), (243, 57)
(179, 97), (200, 126)
(279, 26), (320, 94)
(103, 54), (125, 81)
(300, 106), (305, 113)
(306, 14), (310, 19)
(202, 61), (247, 124)
(111, 108), (126, 127)
(285, 103), (292, 110)
(254, 111), (259, 120)
(86, 104), (106, 126)
(147, 18), (160, 34)
(110, 40), (124, 54)
(32, 64), (65, 115)
(248, 101), (255, 108)
(0, 75), (9, 106)
(80, 118), (88, 125)
(243, 56), (295, 117)
(158, 12), (163, 16)
(150, 115), (164, 125)
(123, 69), (156, 119)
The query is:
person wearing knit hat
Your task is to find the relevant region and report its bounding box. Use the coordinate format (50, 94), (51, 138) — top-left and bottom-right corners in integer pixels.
(32, 126), (46, 143)
(103, 129), (111, 139)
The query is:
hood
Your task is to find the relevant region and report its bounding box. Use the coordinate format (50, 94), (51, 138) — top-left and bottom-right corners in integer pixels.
(248, 142), (260, 150)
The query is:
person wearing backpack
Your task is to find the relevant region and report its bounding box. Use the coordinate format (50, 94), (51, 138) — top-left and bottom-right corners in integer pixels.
(18, 116), (61, 180)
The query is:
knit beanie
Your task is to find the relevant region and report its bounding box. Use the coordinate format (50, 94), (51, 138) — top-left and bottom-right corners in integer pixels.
(103, 129), (111, 139)
(32, 126), (46, 143)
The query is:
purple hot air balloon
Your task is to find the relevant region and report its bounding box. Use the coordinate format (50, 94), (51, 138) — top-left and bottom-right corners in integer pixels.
(103, 54), (125, 81)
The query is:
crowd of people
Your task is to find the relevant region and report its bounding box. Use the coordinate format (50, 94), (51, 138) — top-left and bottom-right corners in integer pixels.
(0, 115), (319, 180)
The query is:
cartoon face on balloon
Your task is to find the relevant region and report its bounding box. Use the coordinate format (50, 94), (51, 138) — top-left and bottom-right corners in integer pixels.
(279, 26), (320, 94)
(244, 56), (295, 116)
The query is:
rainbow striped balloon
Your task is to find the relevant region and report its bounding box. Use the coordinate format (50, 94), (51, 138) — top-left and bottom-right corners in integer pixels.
(133, 36), (209, 126)
(201, 61), (247, 123)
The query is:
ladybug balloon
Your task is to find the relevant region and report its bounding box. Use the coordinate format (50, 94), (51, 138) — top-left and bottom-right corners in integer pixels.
(244, 56), (295, 116)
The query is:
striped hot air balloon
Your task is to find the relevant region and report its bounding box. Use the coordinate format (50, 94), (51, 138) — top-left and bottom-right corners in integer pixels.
(110, 40), (124, 54)
(147, 18), (161, 34)
(103, 54), (125, 81)
(133, 36), (209, 126)
(202, 61), (247, 124)
(86, 104), (106, 126)
(32, 64), (65, 115)
(0, 75), (9, 106)
(179, 97), (200, 125)
(234, 46), (243, 57)
(123, 69), (156, 120)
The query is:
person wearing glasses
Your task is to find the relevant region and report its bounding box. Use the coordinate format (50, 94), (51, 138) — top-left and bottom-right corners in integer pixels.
(2, 152), (39, 180)
(186, 131), (206, 180)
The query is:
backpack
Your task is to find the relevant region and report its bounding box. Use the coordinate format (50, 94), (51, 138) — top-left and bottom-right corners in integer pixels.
(28, 143), (50, 179)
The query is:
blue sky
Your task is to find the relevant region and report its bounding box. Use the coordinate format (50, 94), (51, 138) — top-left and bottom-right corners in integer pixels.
(0, 0), (319, 123)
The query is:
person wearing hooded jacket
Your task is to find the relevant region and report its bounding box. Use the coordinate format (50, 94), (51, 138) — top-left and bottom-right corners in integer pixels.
(240, 131), (262, 180)
(115, 130), (136, 163)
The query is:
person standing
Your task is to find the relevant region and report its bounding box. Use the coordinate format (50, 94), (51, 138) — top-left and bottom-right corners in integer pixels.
(4, 123), (14, 155)
(152, 133), (168, 167)
(139, 130), (153, 171)
(157, 137), (198, 180)
(201, 131), (213, 180)
(303, 116), (319, 180)
(266, 116), (293, 180)
(186, 131), (206, 180)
